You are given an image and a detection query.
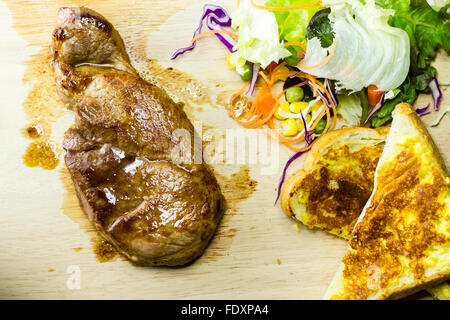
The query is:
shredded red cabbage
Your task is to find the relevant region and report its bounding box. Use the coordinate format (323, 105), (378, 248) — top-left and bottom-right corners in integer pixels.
(206, 14), (236, 53)
(415, 104), (431, 116)
(299, 109), (314, 146)
(307, 80), (332, 109)
(274, 111), (316, 205)
(429, 77), (442, 111)
(364, 93), (385, 124)
(171, 4), (234, 60)
(325, 79), (338, 108)
(289, 71), (302, 79)
(245, 63), (260, 97)
(274, 148), (311, 205)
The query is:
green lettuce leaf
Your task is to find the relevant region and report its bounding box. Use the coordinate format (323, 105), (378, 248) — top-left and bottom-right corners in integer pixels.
(376, 0), (411, 11)
(371, 0), (450, 127)
(265, 0), (322, 43)
(265, 0), (322, 65)
(371, 75), (418, 127)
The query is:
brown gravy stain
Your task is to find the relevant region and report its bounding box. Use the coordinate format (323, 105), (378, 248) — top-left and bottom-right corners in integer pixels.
(93, 239), (118, 263)
(134, 59), (212, 117)
(20, 49), (66, 170)
(21, 50), (65, 135)
(200, 165), (258, 262)
(22, 123), (44, 139)
(216, 89), (236, 109)
(23, 141), (60, 170)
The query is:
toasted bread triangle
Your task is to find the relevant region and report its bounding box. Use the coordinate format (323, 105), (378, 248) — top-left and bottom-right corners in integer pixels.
(281, 127), (389, 239)
(325, 104), (450, 300)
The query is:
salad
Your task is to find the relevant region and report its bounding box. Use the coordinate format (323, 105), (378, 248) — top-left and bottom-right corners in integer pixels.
(172, 0), (449, 194)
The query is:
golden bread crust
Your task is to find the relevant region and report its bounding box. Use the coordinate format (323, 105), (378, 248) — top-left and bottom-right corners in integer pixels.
(327, 104), (450, 300)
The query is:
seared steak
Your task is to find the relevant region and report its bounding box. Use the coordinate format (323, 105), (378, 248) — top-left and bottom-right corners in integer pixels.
(51, 7), (223, 266)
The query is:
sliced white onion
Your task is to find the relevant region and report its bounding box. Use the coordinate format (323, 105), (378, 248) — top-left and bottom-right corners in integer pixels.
(299, 1), (410, 92)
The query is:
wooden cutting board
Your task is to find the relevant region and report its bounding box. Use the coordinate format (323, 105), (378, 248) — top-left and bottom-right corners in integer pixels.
(0, 0), (448, 299)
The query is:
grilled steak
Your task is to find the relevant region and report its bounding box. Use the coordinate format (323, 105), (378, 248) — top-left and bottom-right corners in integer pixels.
(51, 7), (224, 266)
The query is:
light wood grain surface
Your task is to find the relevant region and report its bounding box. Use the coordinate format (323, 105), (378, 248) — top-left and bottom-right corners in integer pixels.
(0, 0), (448, 299)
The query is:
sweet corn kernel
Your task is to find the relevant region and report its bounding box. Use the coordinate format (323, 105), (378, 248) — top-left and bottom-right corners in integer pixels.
(290, 101), (309, 113)
(227, 53), (235, 70)
(274, 101), (291, 120)
(281, 118), (298, 136)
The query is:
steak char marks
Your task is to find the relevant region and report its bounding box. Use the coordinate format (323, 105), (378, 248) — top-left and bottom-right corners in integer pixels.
(51, 7), (223, 266)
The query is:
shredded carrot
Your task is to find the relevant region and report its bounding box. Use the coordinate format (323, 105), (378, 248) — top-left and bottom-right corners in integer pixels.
(246, 101), (279, 128)
(268, 61), (295, 83)
(297, 39), (337, 70)
(297, 50), (305, 59)
(255, 85), (277, 115)
(304, 75), (338, 130)
(271, 70), (299, 83)
(191, 30), (238, 43)
(283, 139), (315, 152)
(304, 74), (318, 97)
(258, 71), (272, 85)
(250, 0), (321, 11)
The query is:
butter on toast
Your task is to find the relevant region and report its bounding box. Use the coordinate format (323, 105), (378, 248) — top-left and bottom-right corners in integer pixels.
(325, 104), (450, 300)
(280, 127), (389, 239)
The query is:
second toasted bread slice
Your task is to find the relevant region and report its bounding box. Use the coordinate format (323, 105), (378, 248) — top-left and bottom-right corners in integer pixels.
(325, 104), (450, 300)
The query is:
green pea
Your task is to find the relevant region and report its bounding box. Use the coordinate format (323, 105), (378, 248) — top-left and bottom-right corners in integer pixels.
(286, 86), (304, 102)
(239, 63), (253, 82)
(315, 118), (327, 134)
